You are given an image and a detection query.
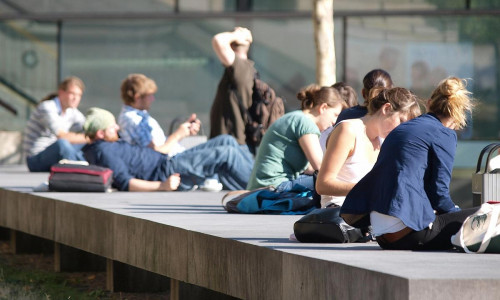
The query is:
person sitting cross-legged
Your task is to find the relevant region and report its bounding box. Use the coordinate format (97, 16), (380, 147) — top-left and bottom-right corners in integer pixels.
(23, 76), (87, 172)
(82, 107), (253, 192)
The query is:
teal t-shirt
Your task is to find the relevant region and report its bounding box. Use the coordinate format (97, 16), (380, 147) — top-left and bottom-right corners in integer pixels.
(247, 110), (320, 189)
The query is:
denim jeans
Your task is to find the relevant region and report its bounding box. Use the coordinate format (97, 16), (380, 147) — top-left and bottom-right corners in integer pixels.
(167, 135), (254, 191)
(275, 174), (315, 193)
(27, 139), (86, 172)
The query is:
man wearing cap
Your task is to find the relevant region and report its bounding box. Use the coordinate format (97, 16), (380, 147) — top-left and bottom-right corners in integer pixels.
(82, 107), (253, 192)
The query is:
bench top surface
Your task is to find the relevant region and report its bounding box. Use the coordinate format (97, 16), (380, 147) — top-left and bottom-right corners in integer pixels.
(1, 165), (499, 281)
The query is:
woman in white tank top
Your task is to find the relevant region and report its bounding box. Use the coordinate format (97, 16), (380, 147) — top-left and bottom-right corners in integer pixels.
(316, 87), (421, 208)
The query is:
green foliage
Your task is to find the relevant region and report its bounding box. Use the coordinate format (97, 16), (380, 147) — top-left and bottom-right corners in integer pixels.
(0, 262), (109, 300)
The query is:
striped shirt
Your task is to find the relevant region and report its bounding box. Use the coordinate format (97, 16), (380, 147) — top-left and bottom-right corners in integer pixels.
(23, 98), (85, 157)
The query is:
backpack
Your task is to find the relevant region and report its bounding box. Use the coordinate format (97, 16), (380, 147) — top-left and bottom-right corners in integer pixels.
(244, 76), (285, 153)
(222, 185), (319, 215)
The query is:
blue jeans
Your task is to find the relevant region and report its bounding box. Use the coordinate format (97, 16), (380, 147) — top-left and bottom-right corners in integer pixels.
(26, 139), (86, 172)
(276, 174), (315, 192)
(167, 135), (254, 191)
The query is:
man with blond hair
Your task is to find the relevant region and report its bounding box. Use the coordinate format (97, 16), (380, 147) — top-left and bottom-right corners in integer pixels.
(118, 73), (199, 156)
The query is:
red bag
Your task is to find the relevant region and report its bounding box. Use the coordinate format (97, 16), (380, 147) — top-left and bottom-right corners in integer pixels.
(49, 163), (113, 192)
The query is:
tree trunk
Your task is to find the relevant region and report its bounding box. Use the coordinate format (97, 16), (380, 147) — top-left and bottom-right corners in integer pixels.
(313, 0), (336, 86)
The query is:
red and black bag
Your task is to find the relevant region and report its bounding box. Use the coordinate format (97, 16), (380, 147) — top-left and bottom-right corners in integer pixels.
(49, 163), (113, 192)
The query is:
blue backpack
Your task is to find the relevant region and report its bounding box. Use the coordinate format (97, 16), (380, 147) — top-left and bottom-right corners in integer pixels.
(222, 185), (319, 215)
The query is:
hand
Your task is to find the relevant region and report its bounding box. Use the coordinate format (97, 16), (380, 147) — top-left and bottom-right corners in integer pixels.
(160, 173), (180, 191)
(233, 27), (252, 45)
(186, 113), (201, 136)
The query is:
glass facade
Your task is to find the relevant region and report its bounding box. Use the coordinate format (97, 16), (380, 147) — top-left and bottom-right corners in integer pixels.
(0, 0), (499, 146)
(343, 15), (500, 140)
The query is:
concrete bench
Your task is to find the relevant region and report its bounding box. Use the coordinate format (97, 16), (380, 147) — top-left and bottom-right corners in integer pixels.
(0, 165), (499, 299)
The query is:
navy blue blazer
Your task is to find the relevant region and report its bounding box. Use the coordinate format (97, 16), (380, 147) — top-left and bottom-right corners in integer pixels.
(341, 113), (460, 231)
(335, 105), (368, 125)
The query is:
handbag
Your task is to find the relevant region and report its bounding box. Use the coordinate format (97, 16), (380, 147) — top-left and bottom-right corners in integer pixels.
(48, 163), (113, 192)
(472, 143), (500, 206)
(451, 202), (500, 253)
(293, 206), (371, 243)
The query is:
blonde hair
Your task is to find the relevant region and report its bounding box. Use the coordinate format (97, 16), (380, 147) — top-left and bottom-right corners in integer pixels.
(428, 77), (473, 130)
(120, 73), (158, 105)
(297, 85), (346, 110)
(367, 87), (421, 119)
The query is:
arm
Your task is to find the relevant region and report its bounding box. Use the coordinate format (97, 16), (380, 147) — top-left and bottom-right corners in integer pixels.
(298, 134), (323, 174)
(39, 102), (87, 144)
(426, 136), (460, 213)
(154, 114), (201, 154)
(128, 173), (180, 192)
(212, 27), (252, 67)
(315, 123), (357, 196)
(57, 131), (87, 144)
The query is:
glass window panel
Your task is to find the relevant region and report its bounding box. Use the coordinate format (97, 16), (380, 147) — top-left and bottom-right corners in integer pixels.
(179, 0), (236, 12)
(4, 0), (175, 13)
(60, 19), (315, 131)
(252, 0), (303, 11)
(334, 0), (465, 10)
(0, 20), (57, 130)
(471, 0), (500, 8)
(344, 15), (499, 142)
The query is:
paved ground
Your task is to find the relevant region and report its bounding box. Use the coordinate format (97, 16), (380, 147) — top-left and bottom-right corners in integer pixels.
(1, 165), (500, 299)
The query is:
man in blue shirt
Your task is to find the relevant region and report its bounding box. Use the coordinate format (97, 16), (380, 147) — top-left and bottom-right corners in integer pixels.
(82, 107), (253, 192)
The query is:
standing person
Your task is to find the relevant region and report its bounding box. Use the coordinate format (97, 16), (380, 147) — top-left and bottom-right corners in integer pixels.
(23, 76), (87, 172)
(340, 77), (478, 251)
(319, 69), (393, 151)
(316, 87), (421, 208)
(246, 85), (346, 192)
(83, 108), (253, 191)
(210, 27), (255, 146)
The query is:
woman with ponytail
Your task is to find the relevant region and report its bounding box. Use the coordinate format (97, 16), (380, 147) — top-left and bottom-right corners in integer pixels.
(340, 77), (479, 250)
(246, 85), (347, 191)
(319, 69), (393, 152)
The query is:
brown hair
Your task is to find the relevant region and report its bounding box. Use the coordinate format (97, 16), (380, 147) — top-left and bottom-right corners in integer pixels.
(362, 69), (394, 104)
(331, 82), (358, 108)
(297, 85), (346, 110)
(428, 77), (473, 130)
(40, 76), (85, 102)
(120, 73), (158, 105)
(367, 87), (421, 119)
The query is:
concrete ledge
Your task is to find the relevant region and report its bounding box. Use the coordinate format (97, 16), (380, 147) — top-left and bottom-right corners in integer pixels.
(1, 167), (500, 299)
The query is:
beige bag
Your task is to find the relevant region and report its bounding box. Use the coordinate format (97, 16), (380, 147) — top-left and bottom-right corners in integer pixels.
(451, 202), (500, 253)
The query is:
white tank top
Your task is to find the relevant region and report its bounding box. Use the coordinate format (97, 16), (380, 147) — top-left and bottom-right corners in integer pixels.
(321, 120), (378, 207)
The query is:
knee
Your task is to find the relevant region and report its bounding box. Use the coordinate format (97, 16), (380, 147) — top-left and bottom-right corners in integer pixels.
(217, 135), (239, 146)
(54, 139), (72, 149)
(54, 139), (76, 156)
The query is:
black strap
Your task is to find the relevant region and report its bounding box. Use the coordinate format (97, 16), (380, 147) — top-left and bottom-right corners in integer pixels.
(476, 143), (500, 173)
